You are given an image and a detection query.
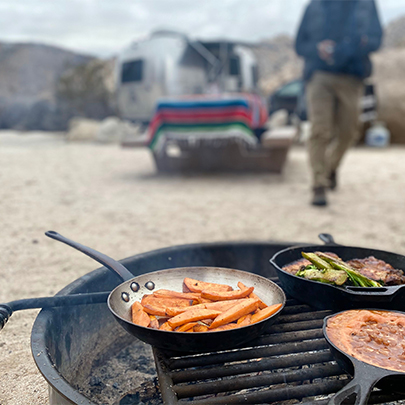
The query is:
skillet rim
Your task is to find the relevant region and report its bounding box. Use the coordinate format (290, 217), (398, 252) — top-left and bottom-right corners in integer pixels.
(270, 243), (405, 292)
(323, 308), (405, 375)
(107, 265), (287, 334)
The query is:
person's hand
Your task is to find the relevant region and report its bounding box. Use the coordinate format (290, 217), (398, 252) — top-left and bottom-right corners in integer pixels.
(317, 40), (336, 63)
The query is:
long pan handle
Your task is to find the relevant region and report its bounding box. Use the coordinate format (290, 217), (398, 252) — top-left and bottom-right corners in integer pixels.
(0, 292), (110, 331)
(45, 231), (134, 282)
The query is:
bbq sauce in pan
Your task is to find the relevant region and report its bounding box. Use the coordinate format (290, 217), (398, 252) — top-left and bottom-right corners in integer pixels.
(326, 310), (405, 373)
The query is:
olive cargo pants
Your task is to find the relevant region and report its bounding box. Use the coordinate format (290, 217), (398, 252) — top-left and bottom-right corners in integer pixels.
(306, 71), (364, 188)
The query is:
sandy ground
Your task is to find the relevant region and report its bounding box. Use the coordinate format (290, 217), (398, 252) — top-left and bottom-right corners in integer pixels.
(0, 130), (405, 404)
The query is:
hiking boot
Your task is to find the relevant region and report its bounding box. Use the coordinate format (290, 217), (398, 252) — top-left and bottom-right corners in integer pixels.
(311, 187), (327, 206)
(329, 171), (337, 191)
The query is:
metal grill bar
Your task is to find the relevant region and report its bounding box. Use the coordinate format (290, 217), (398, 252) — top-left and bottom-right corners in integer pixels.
(153, 300), (405, 405)
(170, 350), (334, 383)
(174, 363), (343, 398)
(178, 379), (350, 404)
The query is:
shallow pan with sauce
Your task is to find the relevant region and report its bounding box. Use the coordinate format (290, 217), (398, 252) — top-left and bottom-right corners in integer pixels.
(323, 309), (405, 405)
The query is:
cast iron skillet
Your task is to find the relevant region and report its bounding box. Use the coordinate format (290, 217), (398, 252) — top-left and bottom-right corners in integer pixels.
(323, 310), (405, 405)
(269, 233), (405, 311)
(0, 231), (286, 353)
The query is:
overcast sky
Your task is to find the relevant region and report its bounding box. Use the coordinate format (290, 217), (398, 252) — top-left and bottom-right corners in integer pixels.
(0, 0), (404, 57)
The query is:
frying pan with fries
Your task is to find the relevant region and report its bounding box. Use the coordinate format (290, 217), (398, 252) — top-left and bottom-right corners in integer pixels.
(0, 231), (286, 353)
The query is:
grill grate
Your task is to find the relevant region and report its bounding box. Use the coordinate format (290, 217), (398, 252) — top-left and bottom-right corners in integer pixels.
(153, 297), (405, 405)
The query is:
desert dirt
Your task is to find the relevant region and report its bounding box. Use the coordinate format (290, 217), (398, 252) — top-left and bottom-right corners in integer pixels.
(0, 130), (405, 404)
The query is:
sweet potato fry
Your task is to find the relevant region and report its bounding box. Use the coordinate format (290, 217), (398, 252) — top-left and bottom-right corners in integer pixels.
(208, 323), (239, 332)
(176, 322), (198, 332)
(193, 324), (209, 332)
(195, 297), (213, 304)
(204, 299), (248, 312)
(141, 294), (193, 309)
(153, 289), (201, 301)
(183, 277), (233, 293)
(200, 318), (213, 326)
(168, 309), (222, 328)
(142, 303), (167, 316)
(159, 321), (173, 331)
(149, 315), (159, 329)
(141, 294), (193, 316)
(131, 302), (150, 327)
(201, 286), (254, 301)
(250, 303), (283, 324)
(209, 298), (259, 329)
(237, 282), (267, 309)
(165, 303), (206, 317)
(237, 314), (252, 326)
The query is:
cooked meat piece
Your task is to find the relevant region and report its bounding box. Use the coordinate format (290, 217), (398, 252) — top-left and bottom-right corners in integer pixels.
(347, 256), (405, 285)
(282, 258), (311, 275)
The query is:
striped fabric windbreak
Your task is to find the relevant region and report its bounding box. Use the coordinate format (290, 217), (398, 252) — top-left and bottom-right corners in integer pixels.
(147, 94), (268, 153)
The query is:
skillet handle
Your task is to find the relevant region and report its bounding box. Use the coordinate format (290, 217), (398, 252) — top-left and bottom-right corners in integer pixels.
(328, 361), (385, 405)
(45, 231), (134, 282)
(0, 305), (12, 331)
(0, 292), (110, 332)
(346, 284), (403, 297)
(318, 233), (338, 245)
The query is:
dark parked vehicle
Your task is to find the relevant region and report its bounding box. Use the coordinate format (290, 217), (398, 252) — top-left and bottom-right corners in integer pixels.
(268, 79), (376, 124)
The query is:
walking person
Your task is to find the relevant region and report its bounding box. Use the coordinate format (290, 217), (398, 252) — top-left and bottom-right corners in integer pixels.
(295, 0), (383, 206)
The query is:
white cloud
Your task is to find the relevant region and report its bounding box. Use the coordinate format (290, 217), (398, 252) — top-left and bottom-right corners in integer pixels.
(0, 0), (402, 57)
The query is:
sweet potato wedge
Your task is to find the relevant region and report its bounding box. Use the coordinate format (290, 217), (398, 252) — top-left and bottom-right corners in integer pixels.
(208, 323), (239, 332)
(153, 289), (200, 301)
(193, 324), (209, 332)
(168, 308), (222, 328)
(250, 303), (283, 324)
(209, 298), (259, 329)
(237, 282), (267, 309)
(176, 322), (198, 332)
(131, 302), (151, 327)
(236, 313), (252, 326)
(204, 299), (248, 312)
(141, 294), (193, 316)
(183, 277), (233, 293)
(149, 315), (159, 329)
(201, 286), (254, 301)
(165, 303), (206, 317)
(159, 321), (173, 331)
(141, 294), (193, 309)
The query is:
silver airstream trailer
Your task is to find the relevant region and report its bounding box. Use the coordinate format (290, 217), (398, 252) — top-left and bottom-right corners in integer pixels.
(115, 30), (260, 123)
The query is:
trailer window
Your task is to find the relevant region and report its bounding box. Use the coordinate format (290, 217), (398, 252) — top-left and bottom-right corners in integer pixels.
(252, 65), (259, 87)
(121, 60), (144, 83)
(229, 56), (240, 76)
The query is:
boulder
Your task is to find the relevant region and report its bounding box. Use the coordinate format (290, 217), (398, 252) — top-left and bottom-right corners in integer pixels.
(371, 47), (405, 144)
(95, 117), (142, 143)
(66, 117), (101, 142)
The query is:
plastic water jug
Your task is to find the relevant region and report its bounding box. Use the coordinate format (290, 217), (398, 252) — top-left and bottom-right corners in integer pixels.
(365, 121), (390, 147)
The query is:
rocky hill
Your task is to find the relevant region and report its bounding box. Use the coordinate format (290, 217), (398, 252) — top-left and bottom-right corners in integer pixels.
(0, 42), (114, 130)
(0, 14), (404, 138)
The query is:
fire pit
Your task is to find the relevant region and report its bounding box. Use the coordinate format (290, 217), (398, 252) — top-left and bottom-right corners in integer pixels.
(31, 241), (405, 404)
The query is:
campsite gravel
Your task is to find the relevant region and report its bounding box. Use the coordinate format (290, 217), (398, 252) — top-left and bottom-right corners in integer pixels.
(0, 130), (405, 404)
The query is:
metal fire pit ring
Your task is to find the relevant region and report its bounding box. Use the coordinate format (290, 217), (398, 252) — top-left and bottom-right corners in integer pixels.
(31, 240), (295, 405)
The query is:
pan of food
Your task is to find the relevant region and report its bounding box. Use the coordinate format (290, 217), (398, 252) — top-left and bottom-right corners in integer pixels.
(0, 231), (286, 352)
(269, 233), (405, 311)
(323, 309), (405, 405)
